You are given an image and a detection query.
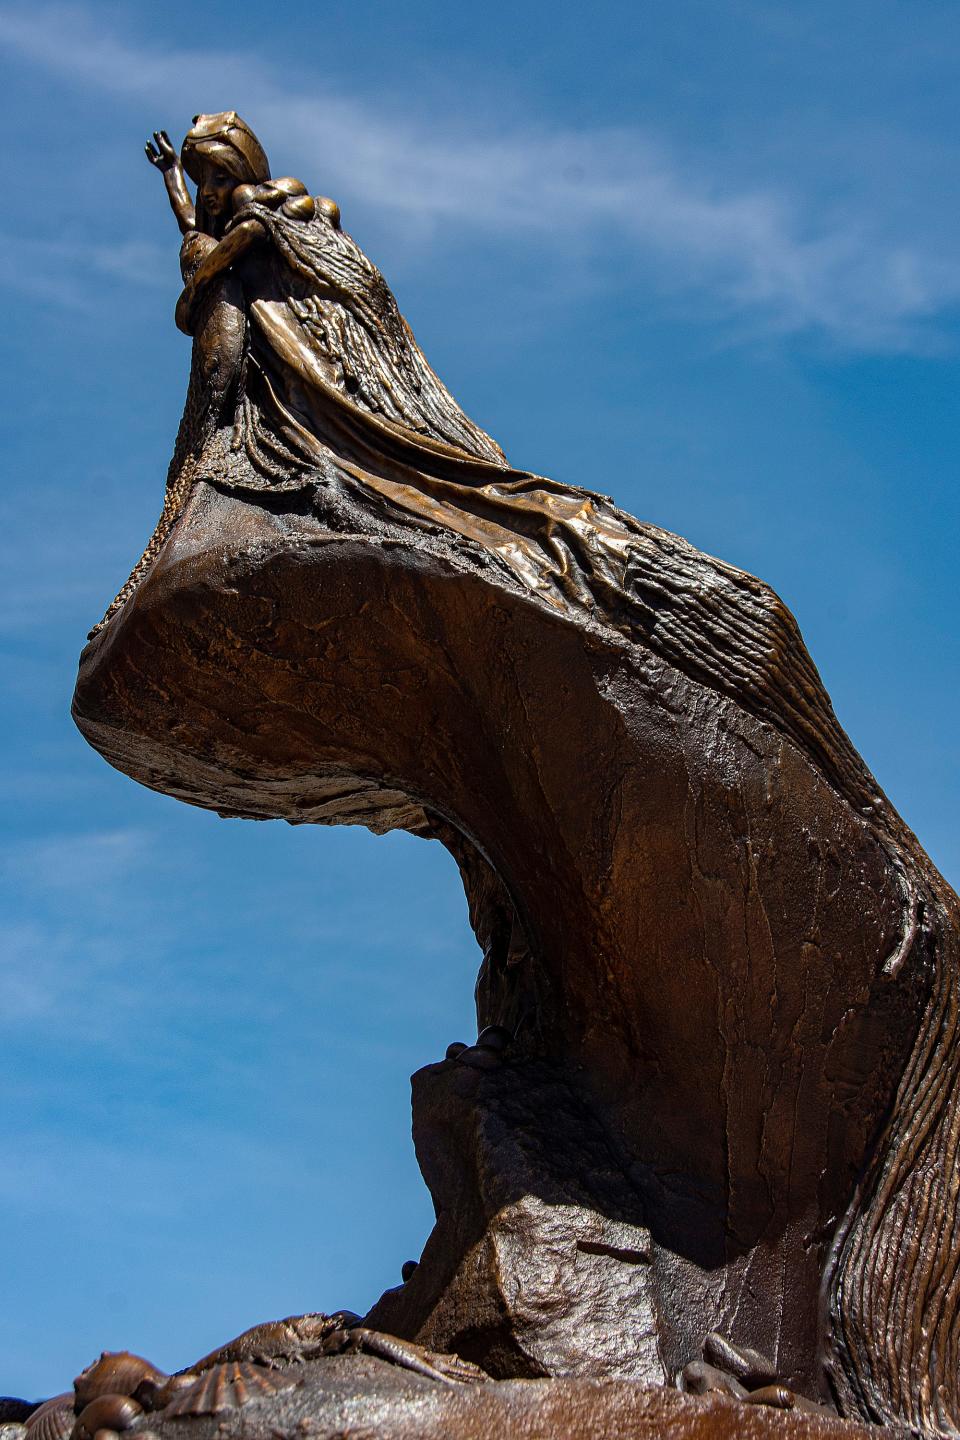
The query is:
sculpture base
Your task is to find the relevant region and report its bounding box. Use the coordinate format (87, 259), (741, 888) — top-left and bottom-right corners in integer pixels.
(105, 1354), (899, 1440)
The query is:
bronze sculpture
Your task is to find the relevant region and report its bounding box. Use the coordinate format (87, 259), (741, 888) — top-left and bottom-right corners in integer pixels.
(55, 113), (960, 1437)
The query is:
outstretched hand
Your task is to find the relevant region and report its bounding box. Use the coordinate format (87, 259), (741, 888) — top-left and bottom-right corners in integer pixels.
(145, 130), (178, 172)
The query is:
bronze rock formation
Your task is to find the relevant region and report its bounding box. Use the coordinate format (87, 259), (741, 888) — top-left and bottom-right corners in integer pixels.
(70, 114), (960, 1438)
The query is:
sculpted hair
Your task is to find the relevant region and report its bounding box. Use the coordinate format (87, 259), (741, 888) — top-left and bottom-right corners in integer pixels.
(180, 112), (271, 186)
(829, 904), (960, 1435)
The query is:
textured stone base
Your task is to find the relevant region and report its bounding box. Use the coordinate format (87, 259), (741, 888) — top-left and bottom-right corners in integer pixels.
(118, 1355), (899, 1440)
(364, 1052), (663, 1383)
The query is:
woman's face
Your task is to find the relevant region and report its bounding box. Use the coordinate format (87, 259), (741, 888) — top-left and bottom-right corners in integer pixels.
(198, 161), (237, 221)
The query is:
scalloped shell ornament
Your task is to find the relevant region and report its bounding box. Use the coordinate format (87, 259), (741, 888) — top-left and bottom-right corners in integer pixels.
(161, 1363), (295, 1417)
(24, 1400), (73, 1440)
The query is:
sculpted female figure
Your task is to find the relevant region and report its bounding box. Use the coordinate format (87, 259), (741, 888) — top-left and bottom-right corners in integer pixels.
(118, 112), (747, 650)
(114, 110), (521, 627)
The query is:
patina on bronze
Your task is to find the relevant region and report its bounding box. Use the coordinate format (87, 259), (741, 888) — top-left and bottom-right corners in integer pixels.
(61, 114), (960, 1438)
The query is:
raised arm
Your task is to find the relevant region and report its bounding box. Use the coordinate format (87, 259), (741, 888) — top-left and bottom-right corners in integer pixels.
(174, 218), (266, 334)
(145, 130), (196, 235)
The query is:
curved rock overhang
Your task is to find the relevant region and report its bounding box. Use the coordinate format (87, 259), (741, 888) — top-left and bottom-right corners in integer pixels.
(72, 478), (954, 1415)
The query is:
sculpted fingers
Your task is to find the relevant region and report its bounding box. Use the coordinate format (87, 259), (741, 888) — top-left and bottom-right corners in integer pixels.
(146, 131), (177, 171)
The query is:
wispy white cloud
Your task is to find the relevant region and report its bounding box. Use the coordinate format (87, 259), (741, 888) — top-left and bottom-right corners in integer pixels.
(0, 1114), (324, 1224)
(0, 232), (170, 310)
(1, 827), (150, 896)
(1, 3), (958, 350)
(0, 829), (157, 1024)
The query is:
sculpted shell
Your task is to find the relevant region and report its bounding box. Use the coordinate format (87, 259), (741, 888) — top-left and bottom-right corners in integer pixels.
(160, 1363), (295, 1418)
(24, 1400), (73, 1440)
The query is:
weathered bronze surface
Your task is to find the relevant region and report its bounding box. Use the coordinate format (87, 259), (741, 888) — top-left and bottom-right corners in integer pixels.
(0, 1353), (902, 1440)
(62, 114), (960, 1438)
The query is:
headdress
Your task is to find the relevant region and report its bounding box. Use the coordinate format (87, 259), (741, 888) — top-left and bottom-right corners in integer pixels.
(181, 112), (271, 185)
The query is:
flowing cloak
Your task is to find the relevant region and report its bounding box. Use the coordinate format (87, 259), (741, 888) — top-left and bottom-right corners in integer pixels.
(102, 197), (890, 830)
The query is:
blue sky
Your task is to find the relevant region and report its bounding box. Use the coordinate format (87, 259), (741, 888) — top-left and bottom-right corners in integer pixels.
(1, 0), (958, 1398)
